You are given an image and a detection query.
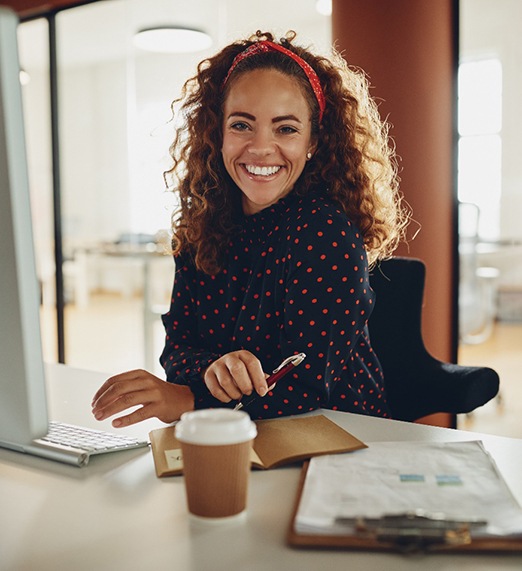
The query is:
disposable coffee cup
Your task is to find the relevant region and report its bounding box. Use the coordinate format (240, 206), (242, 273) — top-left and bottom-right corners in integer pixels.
(175, 409), (257, 520)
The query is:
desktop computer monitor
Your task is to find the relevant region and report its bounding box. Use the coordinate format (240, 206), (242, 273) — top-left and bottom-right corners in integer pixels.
(0, 6), (49, 447)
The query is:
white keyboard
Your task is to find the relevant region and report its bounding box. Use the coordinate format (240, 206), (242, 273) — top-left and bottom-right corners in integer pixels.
(30, 421), (149, 466)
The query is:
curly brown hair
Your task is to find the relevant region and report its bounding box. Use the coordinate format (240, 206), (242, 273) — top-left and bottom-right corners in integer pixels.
(165, 30), (408, 274)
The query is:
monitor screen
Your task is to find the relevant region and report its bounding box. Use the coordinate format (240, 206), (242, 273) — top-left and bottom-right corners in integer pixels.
(0, 6), (48, 447)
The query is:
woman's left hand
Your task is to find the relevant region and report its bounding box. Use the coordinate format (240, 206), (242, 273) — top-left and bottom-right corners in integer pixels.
(203, 350), (269, 403)
(91, 369), (194, 427)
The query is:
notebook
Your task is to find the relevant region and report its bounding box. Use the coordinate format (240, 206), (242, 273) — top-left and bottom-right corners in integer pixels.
(149, 414), (367, 477)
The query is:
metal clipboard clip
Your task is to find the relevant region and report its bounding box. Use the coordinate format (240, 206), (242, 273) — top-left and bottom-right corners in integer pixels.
(335, 509), (488, 553)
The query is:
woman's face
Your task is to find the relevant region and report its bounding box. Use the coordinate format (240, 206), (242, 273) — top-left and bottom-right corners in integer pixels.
(222, 68), (315, 216)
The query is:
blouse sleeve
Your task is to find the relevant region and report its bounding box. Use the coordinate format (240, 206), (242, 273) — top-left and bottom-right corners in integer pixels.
(245, 206), (376, 418)
(159, 256), (222, 406)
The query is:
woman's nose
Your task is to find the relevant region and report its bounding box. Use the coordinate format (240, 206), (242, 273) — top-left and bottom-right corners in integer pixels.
(248, 128), (275, 156)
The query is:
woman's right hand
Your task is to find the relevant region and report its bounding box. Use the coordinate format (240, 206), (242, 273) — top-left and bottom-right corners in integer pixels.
(91, 369), (194, 427)
(203, 350), (269, 403)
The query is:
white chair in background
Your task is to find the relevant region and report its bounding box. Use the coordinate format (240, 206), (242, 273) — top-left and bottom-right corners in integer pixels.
(458, 201), (499, 344)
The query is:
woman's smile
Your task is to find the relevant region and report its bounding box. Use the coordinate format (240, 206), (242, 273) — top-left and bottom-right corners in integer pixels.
(243, 164), (282, 177)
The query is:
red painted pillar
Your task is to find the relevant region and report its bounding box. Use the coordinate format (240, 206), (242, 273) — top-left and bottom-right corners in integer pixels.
(332, 0), (458, 427)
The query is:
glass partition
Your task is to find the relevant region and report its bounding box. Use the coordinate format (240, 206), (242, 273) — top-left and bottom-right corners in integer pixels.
(458, 0), (522, 437)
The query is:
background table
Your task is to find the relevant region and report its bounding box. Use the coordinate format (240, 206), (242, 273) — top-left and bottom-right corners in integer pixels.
(1, 364), (521, 571)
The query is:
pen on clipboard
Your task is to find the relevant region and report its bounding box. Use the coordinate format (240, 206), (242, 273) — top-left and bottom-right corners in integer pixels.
(234, 352), (306, 411)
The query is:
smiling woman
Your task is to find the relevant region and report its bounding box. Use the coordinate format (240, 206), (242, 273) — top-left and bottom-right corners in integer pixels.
(91, 30), (409, 429)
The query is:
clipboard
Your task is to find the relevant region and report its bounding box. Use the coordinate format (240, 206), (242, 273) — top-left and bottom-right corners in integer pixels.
(287, 456), (522, 554)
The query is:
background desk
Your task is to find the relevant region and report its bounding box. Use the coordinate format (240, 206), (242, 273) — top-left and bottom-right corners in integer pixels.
(1, 364), (522, 571)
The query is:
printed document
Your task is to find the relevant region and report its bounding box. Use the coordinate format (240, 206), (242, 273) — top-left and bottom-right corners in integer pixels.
(295, 440), (522, 538)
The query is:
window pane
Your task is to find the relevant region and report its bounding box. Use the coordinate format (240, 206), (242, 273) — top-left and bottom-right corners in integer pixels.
(458, 135), (501, 239)
(458, 59), (502, 136)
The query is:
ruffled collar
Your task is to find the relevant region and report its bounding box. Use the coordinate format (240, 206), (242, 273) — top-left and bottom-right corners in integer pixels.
(239, 193), (297, 245)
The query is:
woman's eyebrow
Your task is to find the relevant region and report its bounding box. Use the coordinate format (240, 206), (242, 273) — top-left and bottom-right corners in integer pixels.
(272, 114), (302, 124)
(227, 111), (256, 121)
(226, 112), (303, 124)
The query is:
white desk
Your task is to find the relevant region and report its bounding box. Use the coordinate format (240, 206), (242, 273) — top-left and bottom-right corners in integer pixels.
(1, 364), (522, 571)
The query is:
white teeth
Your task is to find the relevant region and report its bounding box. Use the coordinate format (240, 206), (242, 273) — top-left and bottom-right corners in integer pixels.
(245, 165), (281, 176)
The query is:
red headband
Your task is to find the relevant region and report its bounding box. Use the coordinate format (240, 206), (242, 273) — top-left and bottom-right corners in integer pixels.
(222, 40), (326, 122)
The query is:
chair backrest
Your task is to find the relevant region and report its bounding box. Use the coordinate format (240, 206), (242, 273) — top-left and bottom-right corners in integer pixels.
(368, 257), (429, 371)
(368, 257), (499, 421)
(368, 257), (428, 420)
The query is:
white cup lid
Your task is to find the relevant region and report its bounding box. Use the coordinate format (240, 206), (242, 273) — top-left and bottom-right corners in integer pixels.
(175, 409), (257, 445)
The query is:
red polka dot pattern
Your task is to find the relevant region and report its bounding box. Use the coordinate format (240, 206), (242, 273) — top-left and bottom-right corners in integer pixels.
(160, 192), (389, 419)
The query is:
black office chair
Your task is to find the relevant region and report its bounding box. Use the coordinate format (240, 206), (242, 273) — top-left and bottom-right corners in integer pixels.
(368, 257), (499, 422)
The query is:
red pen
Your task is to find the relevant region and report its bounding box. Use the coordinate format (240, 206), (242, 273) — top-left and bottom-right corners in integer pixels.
(234, 353), (306, 411)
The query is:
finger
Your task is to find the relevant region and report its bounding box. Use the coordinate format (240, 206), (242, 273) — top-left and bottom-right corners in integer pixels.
(204, 370), (234, 402)
(111, 403), (156, 428)
(241, 355), (269, 397)
(92, 379), (135, 412)
(92, 369), (145, 405)
(93, 386), (155, 421)
(92, 374), (158, 417)
(223, 356), (254, 396)
(92, 379), (116, 406)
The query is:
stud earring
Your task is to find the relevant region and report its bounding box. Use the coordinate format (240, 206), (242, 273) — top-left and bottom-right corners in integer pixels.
(306, 152), (312, 160)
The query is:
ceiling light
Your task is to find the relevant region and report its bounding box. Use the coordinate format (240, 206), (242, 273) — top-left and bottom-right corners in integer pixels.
(133, 26), (212, 54)
(315, 0), (332, 16)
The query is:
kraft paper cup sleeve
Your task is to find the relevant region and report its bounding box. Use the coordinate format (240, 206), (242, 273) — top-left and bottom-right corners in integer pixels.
(180, 440), (253, 518)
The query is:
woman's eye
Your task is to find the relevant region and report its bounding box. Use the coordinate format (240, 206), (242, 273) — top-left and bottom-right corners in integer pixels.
(230, 121), (250, 131)
(279, 125), (298, 134)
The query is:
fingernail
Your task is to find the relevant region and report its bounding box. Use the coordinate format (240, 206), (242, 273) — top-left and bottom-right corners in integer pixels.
(112, 418), (122, 428)
(259, 387), (267, 397)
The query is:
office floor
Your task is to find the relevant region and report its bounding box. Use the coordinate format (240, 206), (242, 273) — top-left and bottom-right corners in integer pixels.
(41, 294), (522, 439)
(40, 292), (168, 378)
(458, 321), (522, 439)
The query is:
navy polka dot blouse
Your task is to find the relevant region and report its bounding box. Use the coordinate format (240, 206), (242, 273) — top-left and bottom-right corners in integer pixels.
(160, 191), (390, 419)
